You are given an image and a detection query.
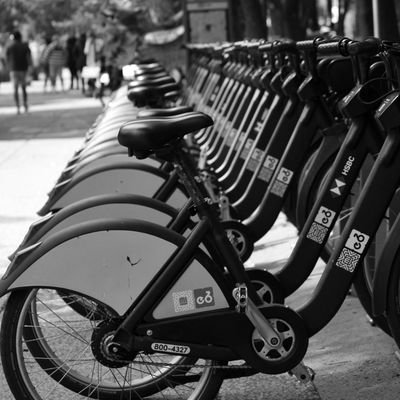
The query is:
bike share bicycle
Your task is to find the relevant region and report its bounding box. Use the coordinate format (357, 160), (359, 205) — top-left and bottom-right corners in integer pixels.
(3, 38), (400, 400)
(3, 37), (387, 316)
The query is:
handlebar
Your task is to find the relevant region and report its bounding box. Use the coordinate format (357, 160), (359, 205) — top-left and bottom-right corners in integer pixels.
(346, 38), (382, 56)
(317, 38), (351, 56)
(316, 37), (382, 57)
(259, 40), (297, 54)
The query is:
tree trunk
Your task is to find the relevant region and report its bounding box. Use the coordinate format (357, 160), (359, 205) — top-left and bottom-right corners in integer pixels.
(373, 0), (400, 40)
(239, 0), (267, 39)
(307, 0), (319, 32)
(355, 0), (373, 38)
(230, 0), (246, 40)
(337, 0), (351, 36)
(283, 0), (306, 40)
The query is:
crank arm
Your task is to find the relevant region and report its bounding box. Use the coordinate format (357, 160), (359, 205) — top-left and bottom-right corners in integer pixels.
(245, 298), (282, 347)
(233, 285), (281, 347)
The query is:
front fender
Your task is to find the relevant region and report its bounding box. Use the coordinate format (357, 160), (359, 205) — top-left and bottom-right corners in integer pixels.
(1, 219), (185, 316)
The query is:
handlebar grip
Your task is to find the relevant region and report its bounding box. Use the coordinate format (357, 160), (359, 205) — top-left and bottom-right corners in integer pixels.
(259, 42), (274, 52)
(245, 42), (261, 50)
(274, 40), (297, 53)
(317, 41), (346, 56)
(296, 40), (317, 52)
(347, 38), (381, 56)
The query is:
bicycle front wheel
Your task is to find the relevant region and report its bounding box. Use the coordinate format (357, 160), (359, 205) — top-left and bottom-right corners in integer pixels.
(1, 288), (224, 400)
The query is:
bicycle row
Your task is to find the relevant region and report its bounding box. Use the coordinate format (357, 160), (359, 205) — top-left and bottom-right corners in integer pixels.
(1, 36), (400, 399)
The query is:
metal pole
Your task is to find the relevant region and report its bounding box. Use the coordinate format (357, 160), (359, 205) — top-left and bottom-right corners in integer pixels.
(372, 0), (379, 37)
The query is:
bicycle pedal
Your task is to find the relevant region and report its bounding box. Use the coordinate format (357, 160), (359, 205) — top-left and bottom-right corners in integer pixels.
(289, 362), (315, 384)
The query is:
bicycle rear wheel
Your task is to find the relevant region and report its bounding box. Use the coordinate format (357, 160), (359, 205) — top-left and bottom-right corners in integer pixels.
(1, 288), (224, 400)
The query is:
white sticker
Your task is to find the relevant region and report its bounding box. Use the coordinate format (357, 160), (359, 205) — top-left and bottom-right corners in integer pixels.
(235, 132), (246, 150)
(252, 148), (264, 161)
(345, 229), (370, 254)
(314, 206), (336, 228)
(263, 155), (279, 171)
(226, 129), (238, 145)
(151, 343), (191, 354)
(276, 167), (294, 184)
(240, 139), (254, 159)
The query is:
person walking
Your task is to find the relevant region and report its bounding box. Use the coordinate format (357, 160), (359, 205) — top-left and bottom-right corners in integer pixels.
(77, 33), (87, 93)
(39, 36), (52, 92)
(5, 31), (32, 114)
(43, 35), (66, 92)
(66, 35), (80, 90)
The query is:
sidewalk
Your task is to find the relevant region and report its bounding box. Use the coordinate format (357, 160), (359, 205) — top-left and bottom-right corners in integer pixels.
(0, 80), (399, 399)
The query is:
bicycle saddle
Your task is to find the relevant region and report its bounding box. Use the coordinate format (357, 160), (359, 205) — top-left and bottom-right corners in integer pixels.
(128, 76), (173, 89)
(127, 82), (179, 103)
(136, 72), (170, 81)
(118, 112), (213, 159)
(163, 90), (180, 101)
(136, 62), (160, 69)
(134, 66), (165, 76)
(137, 105), (193, 118)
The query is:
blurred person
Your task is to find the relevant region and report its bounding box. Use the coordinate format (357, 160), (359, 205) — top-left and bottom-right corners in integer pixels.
(5, 31), (32, 114)
(39, 36), (52, 92)
(42, 35), (66, 92)
(66, 35), (81, 90)
(83, 31), (102, 67)
(83, 31), (103, 94)
(78, 33), (86, 93)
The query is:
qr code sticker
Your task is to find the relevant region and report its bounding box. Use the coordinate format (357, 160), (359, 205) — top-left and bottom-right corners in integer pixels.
(235, 133), (246, 150)
(336, 247), (360, 273)
(258, 167), (273, 182)
(240, 139), (254, 159)
(226, 129), (237, 145)
(270, 180), (288, 197)
(306, 222), (328, 244)
(247, 158), (259, 171)
(173, 290), (195, 313)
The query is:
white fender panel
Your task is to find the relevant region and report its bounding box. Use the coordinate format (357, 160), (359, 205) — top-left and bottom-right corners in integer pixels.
(166, 189), (188, 208)
(10, 230), (178, 315)
(74, 156), (160, 178)
(40, 204), (173, 241)
(52, 170), (165, 209)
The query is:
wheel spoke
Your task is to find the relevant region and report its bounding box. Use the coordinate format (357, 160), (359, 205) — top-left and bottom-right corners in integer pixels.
(2, 288), (222, 399)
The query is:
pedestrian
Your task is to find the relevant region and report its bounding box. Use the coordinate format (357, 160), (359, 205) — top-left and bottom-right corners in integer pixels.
(83, 31), (103, 95)
(5, 31), (32, 114)
(77, 33), (87, 93)
(42, 34), (66, 92)
(39, 36), (52, 92)
(66, 35), (80, 90)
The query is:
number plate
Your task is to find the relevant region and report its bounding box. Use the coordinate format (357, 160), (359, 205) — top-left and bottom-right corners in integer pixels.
(151, 343), (191, 354)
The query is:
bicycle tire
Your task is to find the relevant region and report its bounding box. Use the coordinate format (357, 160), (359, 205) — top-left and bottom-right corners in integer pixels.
(1, 288), (224, 400)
